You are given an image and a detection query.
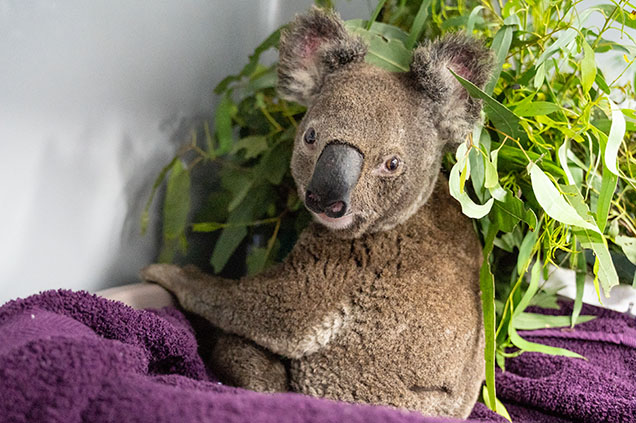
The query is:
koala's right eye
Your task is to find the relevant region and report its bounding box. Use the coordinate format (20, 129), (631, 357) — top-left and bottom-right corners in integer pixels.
(304, 128), (316, 145)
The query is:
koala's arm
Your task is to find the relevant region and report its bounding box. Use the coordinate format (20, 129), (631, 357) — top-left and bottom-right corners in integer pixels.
(141, 228), (355, 359)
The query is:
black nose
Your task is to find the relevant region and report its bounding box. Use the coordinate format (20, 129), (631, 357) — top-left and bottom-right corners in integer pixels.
(305, 191), (347, 218)
(305, 142), (363, 218)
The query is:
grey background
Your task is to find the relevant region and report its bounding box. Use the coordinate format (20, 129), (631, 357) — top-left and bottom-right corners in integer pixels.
(0, 1), (632, 304)
(0, 0), (374, 303)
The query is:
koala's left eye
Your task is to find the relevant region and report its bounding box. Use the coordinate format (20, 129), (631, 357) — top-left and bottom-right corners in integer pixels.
(385, 156), (400, 172)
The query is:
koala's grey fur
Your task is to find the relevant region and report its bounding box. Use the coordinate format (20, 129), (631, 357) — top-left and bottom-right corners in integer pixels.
(142, 7), (493, 419)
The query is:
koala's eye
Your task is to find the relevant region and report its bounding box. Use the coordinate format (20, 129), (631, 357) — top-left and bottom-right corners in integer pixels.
(385, 156), (400, 172)
(304, 127), (316, 145)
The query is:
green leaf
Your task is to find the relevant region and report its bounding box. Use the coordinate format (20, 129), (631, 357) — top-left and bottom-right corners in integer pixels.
(449, 144), (494, 218)
(246, 67), (278, 92)
(571, 240), (587, 327)
(495, 142), (565, 178)
(596, 4), (636, 30)
(605, 100), (626, 176)
(535, 28), (577, 66)
(533, 62), (546, 89)
(513, 101), (561, 117)
(141, 156), (178, 234)
(482, 386), (511, 422)
(528, 291), (561, 309)
(480, 224), (499, 412)
(485, 25), (514, 95)
(517, 228), (539, 275)
(513, 260), (542, 319)
(215, 94), (236, 155)
(347, 25), (412, 72)
(574, 228), (618, 298)
(365, 0), (387, 30)
(211, 187), (268, 273)
(581, 39), (597, 94)
(346, 19), (409, 42)
(615, 236), (636, 265)
(231, 135), (269, 159)
(557, 139), (576, 186)
(596, 132), (618, 233)
(466, 6), (485, 34)
(527, 163), (600, 233)
(246, 247), (270, 276)
(258, 140), (293, 185)
(595, 71), (611, 94)
(450, 70), (527, 142)
(491, 190), (538, 233)
(509, 325), (585, 359)
(556, 185), (618, 298)
(405, 0), (432, 49)
(191, 222), (225, 233)
(514, 312), (596, 330)
(162, 159), (191, 241)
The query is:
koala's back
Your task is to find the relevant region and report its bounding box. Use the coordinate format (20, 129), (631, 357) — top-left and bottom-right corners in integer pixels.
(288, 177), (484, 418)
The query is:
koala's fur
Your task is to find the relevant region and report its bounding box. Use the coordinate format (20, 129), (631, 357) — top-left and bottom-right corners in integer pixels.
(142, 7), (493, 419)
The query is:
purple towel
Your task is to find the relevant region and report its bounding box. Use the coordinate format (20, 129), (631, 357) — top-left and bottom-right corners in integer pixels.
(0, 290), (634, 423)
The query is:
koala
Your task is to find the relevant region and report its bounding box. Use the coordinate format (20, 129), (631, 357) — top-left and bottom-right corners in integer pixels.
(142, 7), (493, 419)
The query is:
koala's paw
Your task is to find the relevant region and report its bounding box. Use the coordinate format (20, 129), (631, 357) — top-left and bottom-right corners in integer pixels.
(140, 263), (191, 296)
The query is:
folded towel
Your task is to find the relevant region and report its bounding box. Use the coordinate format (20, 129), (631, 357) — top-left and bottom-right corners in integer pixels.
(493, 301), (636, 423)
(1, 290), (634, 423)
(0, 290), (451, 423)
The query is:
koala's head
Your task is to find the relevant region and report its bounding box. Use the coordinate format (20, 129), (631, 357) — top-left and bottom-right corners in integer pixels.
(278, 7), (493, 238)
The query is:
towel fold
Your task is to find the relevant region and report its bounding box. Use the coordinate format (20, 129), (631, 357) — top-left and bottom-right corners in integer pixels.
(0, 290), (634, 423)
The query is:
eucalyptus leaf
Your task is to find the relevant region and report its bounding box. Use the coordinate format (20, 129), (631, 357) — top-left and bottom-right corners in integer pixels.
(451, 70), (527, 142)
(595, 131), (618, 232)
(480, 225), (499, 411)
(615, 236), (636, 265)
(347, 25), (412, 72)
(246, 247), (270, 276)
(485, 25), (514, 95)
(231, 135), (269, 159)
(581, 39), (597, 94)
(509, 325), (585, 359)
(449, 144), (494, 218)
(574, 228), (618, 298)
(211, 187), (268, 273)
(466, 6), (485, 34)
(527, 163), (600, 233)
(514, 313), (596, 330)
(596, 4), (636, 30)
(162, 159), (191, 241)
(490, 191), (538, 233)
(514, 101), (561, 117)
(535, 28), (577, 66)
(405, 0), (432, 49)
(605, 100), (626, 176)
(215, 94), (236, 155)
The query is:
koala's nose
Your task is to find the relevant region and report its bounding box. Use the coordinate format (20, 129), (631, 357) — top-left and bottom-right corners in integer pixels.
(305, 191), (348, 218)
(305, 142), (363, 219)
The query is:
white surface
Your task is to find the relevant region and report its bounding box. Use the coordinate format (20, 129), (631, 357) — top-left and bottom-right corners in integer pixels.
(0, 0), (372, 303)
(543, 265), (636, 315)
(96, 283), (175, 310)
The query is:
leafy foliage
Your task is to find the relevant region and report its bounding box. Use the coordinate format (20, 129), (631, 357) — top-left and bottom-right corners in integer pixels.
(145, 0), (636, 419)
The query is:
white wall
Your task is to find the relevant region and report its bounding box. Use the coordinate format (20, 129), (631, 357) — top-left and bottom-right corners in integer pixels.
(0, 0), (372, 303)
(1, 1), (630, 305)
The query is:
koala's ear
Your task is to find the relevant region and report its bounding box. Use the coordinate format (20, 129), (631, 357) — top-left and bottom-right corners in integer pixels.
(278, 7), (367, 106)
(410, 33), (494, 145)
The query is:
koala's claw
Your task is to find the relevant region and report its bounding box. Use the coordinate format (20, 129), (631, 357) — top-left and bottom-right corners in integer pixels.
(140, 263), (186, 294)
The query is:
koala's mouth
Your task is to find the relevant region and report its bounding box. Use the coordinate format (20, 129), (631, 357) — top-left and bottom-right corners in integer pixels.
(311, 211), (355, 230)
